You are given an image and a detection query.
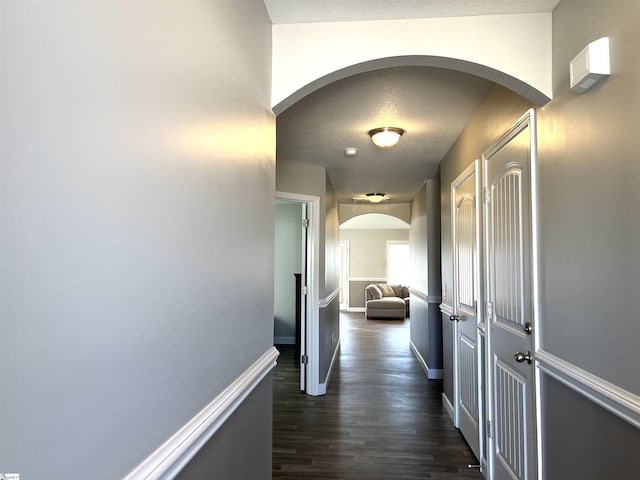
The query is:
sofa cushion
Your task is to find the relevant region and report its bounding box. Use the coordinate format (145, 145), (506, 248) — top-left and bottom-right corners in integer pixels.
(391, 285), (404, 297)
(368, 284), (383, 299)
(367, 297), (406, 309)
(378, 284), (395, 297)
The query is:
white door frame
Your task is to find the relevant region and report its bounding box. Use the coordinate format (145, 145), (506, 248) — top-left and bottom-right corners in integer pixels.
(451, 160), (485, 465)
(339, 240), (350, 310)
(276, 191), (321, 396)
(482, 109), (539, 480)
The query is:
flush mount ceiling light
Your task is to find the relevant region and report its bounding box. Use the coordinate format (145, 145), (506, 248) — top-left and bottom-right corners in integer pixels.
(366, 192), (386, 203)
(368, 127), (404, 148)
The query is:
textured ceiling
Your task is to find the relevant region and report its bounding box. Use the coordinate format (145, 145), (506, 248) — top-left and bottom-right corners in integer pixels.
(270, 0), (559, 208)
(277, 67), (494, 204)
(264, 0), (559, 24)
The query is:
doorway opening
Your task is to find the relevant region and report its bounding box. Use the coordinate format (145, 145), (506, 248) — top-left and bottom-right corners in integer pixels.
(274, 192), (321, 395)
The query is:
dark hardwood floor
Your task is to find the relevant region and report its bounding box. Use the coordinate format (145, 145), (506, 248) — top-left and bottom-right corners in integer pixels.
(273, 311), (483, 479)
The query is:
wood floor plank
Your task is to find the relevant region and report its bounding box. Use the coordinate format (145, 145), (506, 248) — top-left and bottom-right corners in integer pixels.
(273, 312), (483, 479)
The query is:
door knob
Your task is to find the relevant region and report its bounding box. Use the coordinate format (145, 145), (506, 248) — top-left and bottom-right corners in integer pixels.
(449, 314), (460, 322)
(514, 351), (533, 364)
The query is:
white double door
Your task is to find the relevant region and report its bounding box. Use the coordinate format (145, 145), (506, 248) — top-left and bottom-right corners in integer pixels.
(452, 161), (482, 461)
(452, 110), (538, 480)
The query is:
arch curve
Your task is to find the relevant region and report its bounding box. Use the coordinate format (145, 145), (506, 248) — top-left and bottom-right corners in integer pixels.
(274, 55), (549, 115)
(340, 203), (411, 225)
(340, 212), (410, 229)
(272, 15), (553, 112)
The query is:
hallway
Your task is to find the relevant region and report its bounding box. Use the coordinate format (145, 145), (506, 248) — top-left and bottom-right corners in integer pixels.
(273, 312), (483, 479)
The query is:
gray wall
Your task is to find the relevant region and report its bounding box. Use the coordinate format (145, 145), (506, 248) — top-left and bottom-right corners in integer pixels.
(176, 374), (273, 480)
(540, 374), (640, 479)
(439, 0), (640, 474)
(0, 1), (275, 479)
(538, 0), (640, 394)
(320, 173), (341, 383)
(410, 181), (443, 374)
(535, 0), (640, 476)
(275, 162), (340, 388)
(324, 172), (340, 296)
(274, 202), (302, 342)
(276, 160), (329, 296)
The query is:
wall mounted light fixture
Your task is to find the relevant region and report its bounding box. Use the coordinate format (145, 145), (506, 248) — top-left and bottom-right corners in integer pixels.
(368, 127), (404, 148)
(570, 37), (610, 94)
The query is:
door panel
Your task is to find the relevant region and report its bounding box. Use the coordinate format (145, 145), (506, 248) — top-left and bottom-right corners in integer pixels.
(459, 334), (478, 424)
(495, 360), (527, 478)
(452, 162), (481, 460)
(484, 111), (536, 480)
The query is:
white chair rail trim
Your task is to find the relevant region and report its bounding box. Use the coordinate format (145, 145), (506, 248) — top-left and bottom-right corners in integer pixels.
(536, 349), (640, 429)
(123, 346), (280, 480)
(439, 303), (454, 316)
(349, 277), (387, 282)
(319, 287), (340, 308)
(409, 288), (428, 300)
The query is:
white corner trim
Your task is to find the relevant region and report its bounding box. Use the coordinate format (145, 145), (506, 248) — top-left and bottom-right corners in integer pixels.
(123, 346), (280, 480)
(319, 287), (340, 308)
(439, 303), (454, 316)
(442, 393), (456, 423)
(536, 349), (640, 429)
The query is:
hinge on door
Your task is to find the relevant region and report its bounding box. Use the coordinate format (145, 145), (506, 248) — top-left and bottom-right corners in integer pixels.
(302, 218), (309, 228)
(300, 354), (308, 365)
(485, 301), (494, 319)
(483, 186), (491, 204)
(302, 285), (308, 295)
(487, 420), (492, 438)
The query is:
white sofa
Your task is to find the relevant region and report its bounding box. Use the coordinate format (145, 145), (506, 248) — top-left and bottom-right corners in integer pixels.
(365, 284), (410, 320)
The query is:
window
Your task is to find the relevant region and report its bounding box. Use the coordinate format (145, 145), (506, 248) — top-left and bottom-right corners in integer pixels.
(387, 241), (410, 286)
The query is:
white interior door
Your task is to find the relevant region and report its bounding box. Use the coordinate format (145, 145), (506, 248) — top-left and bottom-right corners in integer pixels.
(484, 110), (537, 480)
(452, 161), (482, 461)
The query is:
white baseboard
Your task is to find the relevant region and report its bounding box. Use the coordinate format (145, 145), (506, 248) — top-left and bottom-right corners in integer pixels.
(348, 307), (365, 313)
(123, 346), (279, 480)
(318, 338), (341, 396)
(442, 393), (456, 423)
(274, 336), (295, 345)
(410, 341), (444, 380)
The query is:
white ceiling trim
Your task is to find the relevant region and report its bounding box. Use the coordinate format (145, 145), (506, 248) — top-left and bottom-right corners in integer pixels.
(264, 0), (559, 24)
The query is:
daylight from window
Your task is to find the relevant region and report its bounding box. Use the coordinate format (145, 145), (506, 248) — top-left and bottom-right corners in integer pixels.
(387, 241), (410, 286)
